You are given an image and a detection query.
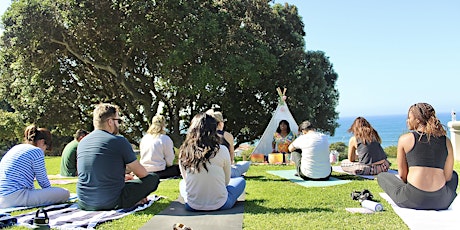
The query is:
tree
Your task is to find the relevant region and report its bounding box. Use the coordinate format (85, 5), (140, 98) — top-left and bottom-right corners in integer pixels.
(0, 0), (339, 147)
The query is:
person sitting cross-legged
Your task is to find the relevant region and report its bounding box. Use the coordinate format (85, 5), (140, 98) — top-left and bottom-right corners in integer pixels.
(77, 103), (160, 211)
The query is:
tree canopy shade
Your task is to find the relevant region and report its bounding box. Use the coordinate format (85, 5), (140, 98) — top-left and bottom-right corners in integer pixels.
(0, 0), (339, 147)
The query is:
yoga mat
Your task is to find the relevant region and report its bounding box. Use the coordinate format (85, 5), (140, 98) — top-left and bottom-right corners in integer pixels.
(15, 195), (161, 229)
(266, 169), (351, 187)
(332, 166), (399, 180)
(140, 194), (245, 230)
(380, 193), (460, 229)
(0, 193), (78, 213)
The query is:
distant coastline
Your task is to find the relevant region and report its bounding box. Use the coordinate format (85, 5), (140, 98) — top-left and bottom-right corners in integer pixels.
(329, 112), (453, 147)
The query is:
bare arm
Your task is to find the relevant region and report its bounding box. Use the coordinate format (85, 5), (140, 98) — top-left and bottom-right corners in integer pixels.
(224, 131), (235, 163)
(444, 137), (454, 181)
(347, 136), (357, 162)
(397, 133), (413, 183)
(126, 159), (149, 179)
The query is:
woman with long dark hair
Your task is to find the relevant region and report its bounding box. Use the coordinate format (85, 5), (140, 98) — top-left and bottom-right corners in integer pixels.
(340, 117), (390, 175)
(179, 113), (246, 211)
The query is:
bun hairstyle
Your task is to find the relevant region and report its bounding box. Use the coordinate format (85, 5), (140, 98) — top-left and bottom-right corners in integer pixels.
(147, 115), (166, 137)
(24, 125), (52, 150)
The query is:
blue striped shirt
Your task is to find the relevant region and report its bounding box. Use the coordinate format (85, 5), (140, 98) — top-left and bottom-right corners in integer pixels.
(0, 144), (50, 196)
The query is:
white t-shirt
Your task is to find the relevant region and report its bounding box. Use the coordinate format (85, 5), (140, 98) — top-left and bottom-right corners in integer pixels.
(139, 134), (175, 172)
(291, 131), (330, 178)
(179, 145), (231, 210)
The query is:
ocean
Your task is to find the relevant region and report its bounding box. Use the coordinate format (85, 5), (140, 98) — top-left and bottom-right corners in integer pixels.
(328, 112), (454, 148)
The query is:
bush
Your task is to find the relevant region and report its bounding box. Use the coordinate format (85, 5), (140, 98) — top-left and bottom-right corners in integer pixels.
(384, 145), (397, 158)
(329, 142), (347, 161)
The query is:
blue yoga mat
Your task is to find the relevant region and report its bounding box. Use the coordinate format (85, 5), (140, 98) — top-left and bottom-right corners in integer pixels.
(267, 169), (351, 187)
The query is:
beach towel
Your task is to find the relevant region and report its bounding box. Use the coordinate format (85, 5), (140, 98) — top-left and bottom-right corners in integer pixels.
(14, 194), (161, 229)
(332, 166), (398, 180)
(140, 194), (245, 230)
(0, 193), (78, 214)
(380, 193), (460, 229)
(266, 169), (351, 187)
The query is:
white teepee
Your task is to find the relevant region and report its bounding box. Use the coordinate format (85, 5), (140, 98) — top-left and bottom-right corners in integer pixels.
(252, 88), (299, 156)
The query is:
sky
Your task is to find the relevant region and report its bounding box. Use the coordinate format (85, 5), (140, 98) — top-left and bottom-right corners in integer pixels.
(1, 1), (459, 118)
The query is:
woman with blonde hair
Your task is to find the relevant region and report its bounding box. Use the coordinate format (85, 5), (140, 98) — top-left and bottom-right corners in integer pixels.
(140, 115), (180, 179)
(340, 117), (390, 175)
(0, 125), (70, 208)
(377, 103), (458, 210)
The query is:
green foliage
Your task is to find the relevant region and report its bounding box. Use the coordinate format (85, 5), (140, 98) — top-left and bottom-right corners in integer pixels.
(0, 110), (25, 150)
(384, 145), (397, 158)
(329, 141), (347, 161)
(0, 0), (340, 148)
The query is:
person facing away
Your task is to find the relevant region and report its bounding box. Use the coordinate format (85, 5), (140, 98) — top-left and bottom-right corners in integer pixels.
(0, 125), (70, 208)
(288, 121), (331, 181)
(179, 113), (246, 211)
(206, 109), (250, 178)
(140, 115), (181, 179)
(77, 103), (160, 211)
(60, 129), (89, 177)
(377, 103), (458, 210)
(272, 120), (296, 154)
(340, 117), (390, 175)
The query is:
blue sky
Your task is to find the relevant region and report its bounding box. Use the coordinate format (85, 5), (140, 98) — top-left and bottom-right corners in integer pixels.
(1, 1), (459, 117)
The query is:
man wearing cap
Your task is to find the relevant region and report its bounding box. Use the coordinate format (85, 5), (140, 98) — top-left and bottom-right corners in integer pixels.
(288, 121), (331, 181)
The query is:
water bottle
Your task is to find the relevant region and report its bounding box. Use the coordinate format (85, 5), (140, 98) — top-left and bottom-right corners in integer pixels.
(32, 208), (50, 229)
(452, 109), (456, 121)
(361, 200), (383, 212)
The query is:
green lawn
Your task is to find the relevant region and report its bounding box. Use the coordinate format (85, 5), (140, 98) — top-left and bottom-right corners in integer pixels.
(8, 157), (460, 229)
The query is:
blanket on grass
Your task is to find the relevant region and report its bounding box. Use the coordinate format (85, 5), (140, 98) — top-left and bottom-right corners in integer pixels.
(140, 194), (245, 230)
(0, 193), (78, 214)
(266, 169), (351, 187)
(380, 193), (460, 229)
(13, 195), (161, 229)
(332, 166), (398, 180)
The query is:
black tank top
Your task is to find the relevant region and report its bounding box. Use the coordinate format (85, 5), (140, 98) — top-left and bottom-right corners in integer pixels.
(406, 131), (447, 169)
(356, 139), (387, 165)
(217, 130), (230, 150)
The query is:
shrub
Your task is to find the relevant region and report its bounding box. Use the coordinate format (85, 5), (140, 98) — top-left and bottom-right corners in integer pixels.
(329, 142), (347, 161)
(384, 145), (397, 158)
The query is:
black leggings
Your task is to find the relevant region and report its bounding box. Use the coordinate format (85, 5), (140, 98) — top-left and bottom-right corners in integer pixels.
(377, 171), (458, 210)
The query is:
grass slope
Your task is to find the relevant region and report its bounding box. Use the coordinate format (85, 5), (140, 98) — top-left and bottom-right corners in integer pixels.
(8, 157), (460, 229)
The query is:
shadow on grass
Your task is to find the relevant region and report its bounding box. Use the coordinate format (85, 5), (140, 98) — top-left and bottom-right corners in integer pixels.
(244, 175), (288, 182)
(243, 199), (333, 214)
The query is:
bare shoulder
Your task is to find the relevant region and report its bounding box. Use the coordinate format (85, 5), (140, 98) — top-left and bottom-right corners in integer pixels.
(224, 131), (234, 139)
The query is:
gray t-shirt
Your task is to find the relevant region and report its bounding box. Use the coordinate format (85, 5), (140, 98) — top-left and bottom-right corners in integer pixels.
(291, 131), (330, 179)
(77, 130), (137, 210)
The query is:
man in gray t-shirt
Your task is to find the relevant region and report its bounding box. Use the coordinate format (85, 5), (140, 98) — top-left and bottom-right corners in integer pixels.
(77, 103), (160, 211)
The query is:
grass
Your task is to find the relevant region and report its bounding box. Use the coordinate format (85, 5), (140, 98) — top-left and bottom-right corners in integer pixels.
(8, 157), (460, 229)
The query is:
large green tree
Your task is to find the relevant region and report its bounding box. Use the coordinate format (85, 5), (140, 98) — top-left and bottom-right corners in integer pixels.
(0, 0), (339, 147)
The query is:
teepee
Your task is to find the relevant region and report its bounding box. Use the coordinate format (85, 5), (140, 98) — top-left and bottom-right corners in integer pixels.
(252, 88), (299, 156)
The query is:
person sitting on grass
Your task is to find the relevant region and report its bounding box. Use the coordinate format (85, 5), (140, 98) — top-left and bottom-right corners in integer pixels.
(77, 103), (160, 211)
(206, 109), (251, 177)
(0, 125), (70, 208)
(60, 129), (89, 177)
(140, 115), (181, 179)
(288, 121), (331, 181)
(340, 117), (390, 175)
(377, 103), (458, 210)
(179, 112), (246, 211)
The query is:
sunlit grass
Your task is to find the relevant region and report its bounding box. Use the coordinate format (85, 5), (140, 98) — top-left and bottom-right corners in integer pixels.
(8, 157), (460, 229)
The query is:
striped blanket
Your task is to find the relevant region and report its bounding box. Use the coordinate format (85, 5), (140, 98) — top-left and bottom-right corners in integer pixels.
(14, 195), (161, 229)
